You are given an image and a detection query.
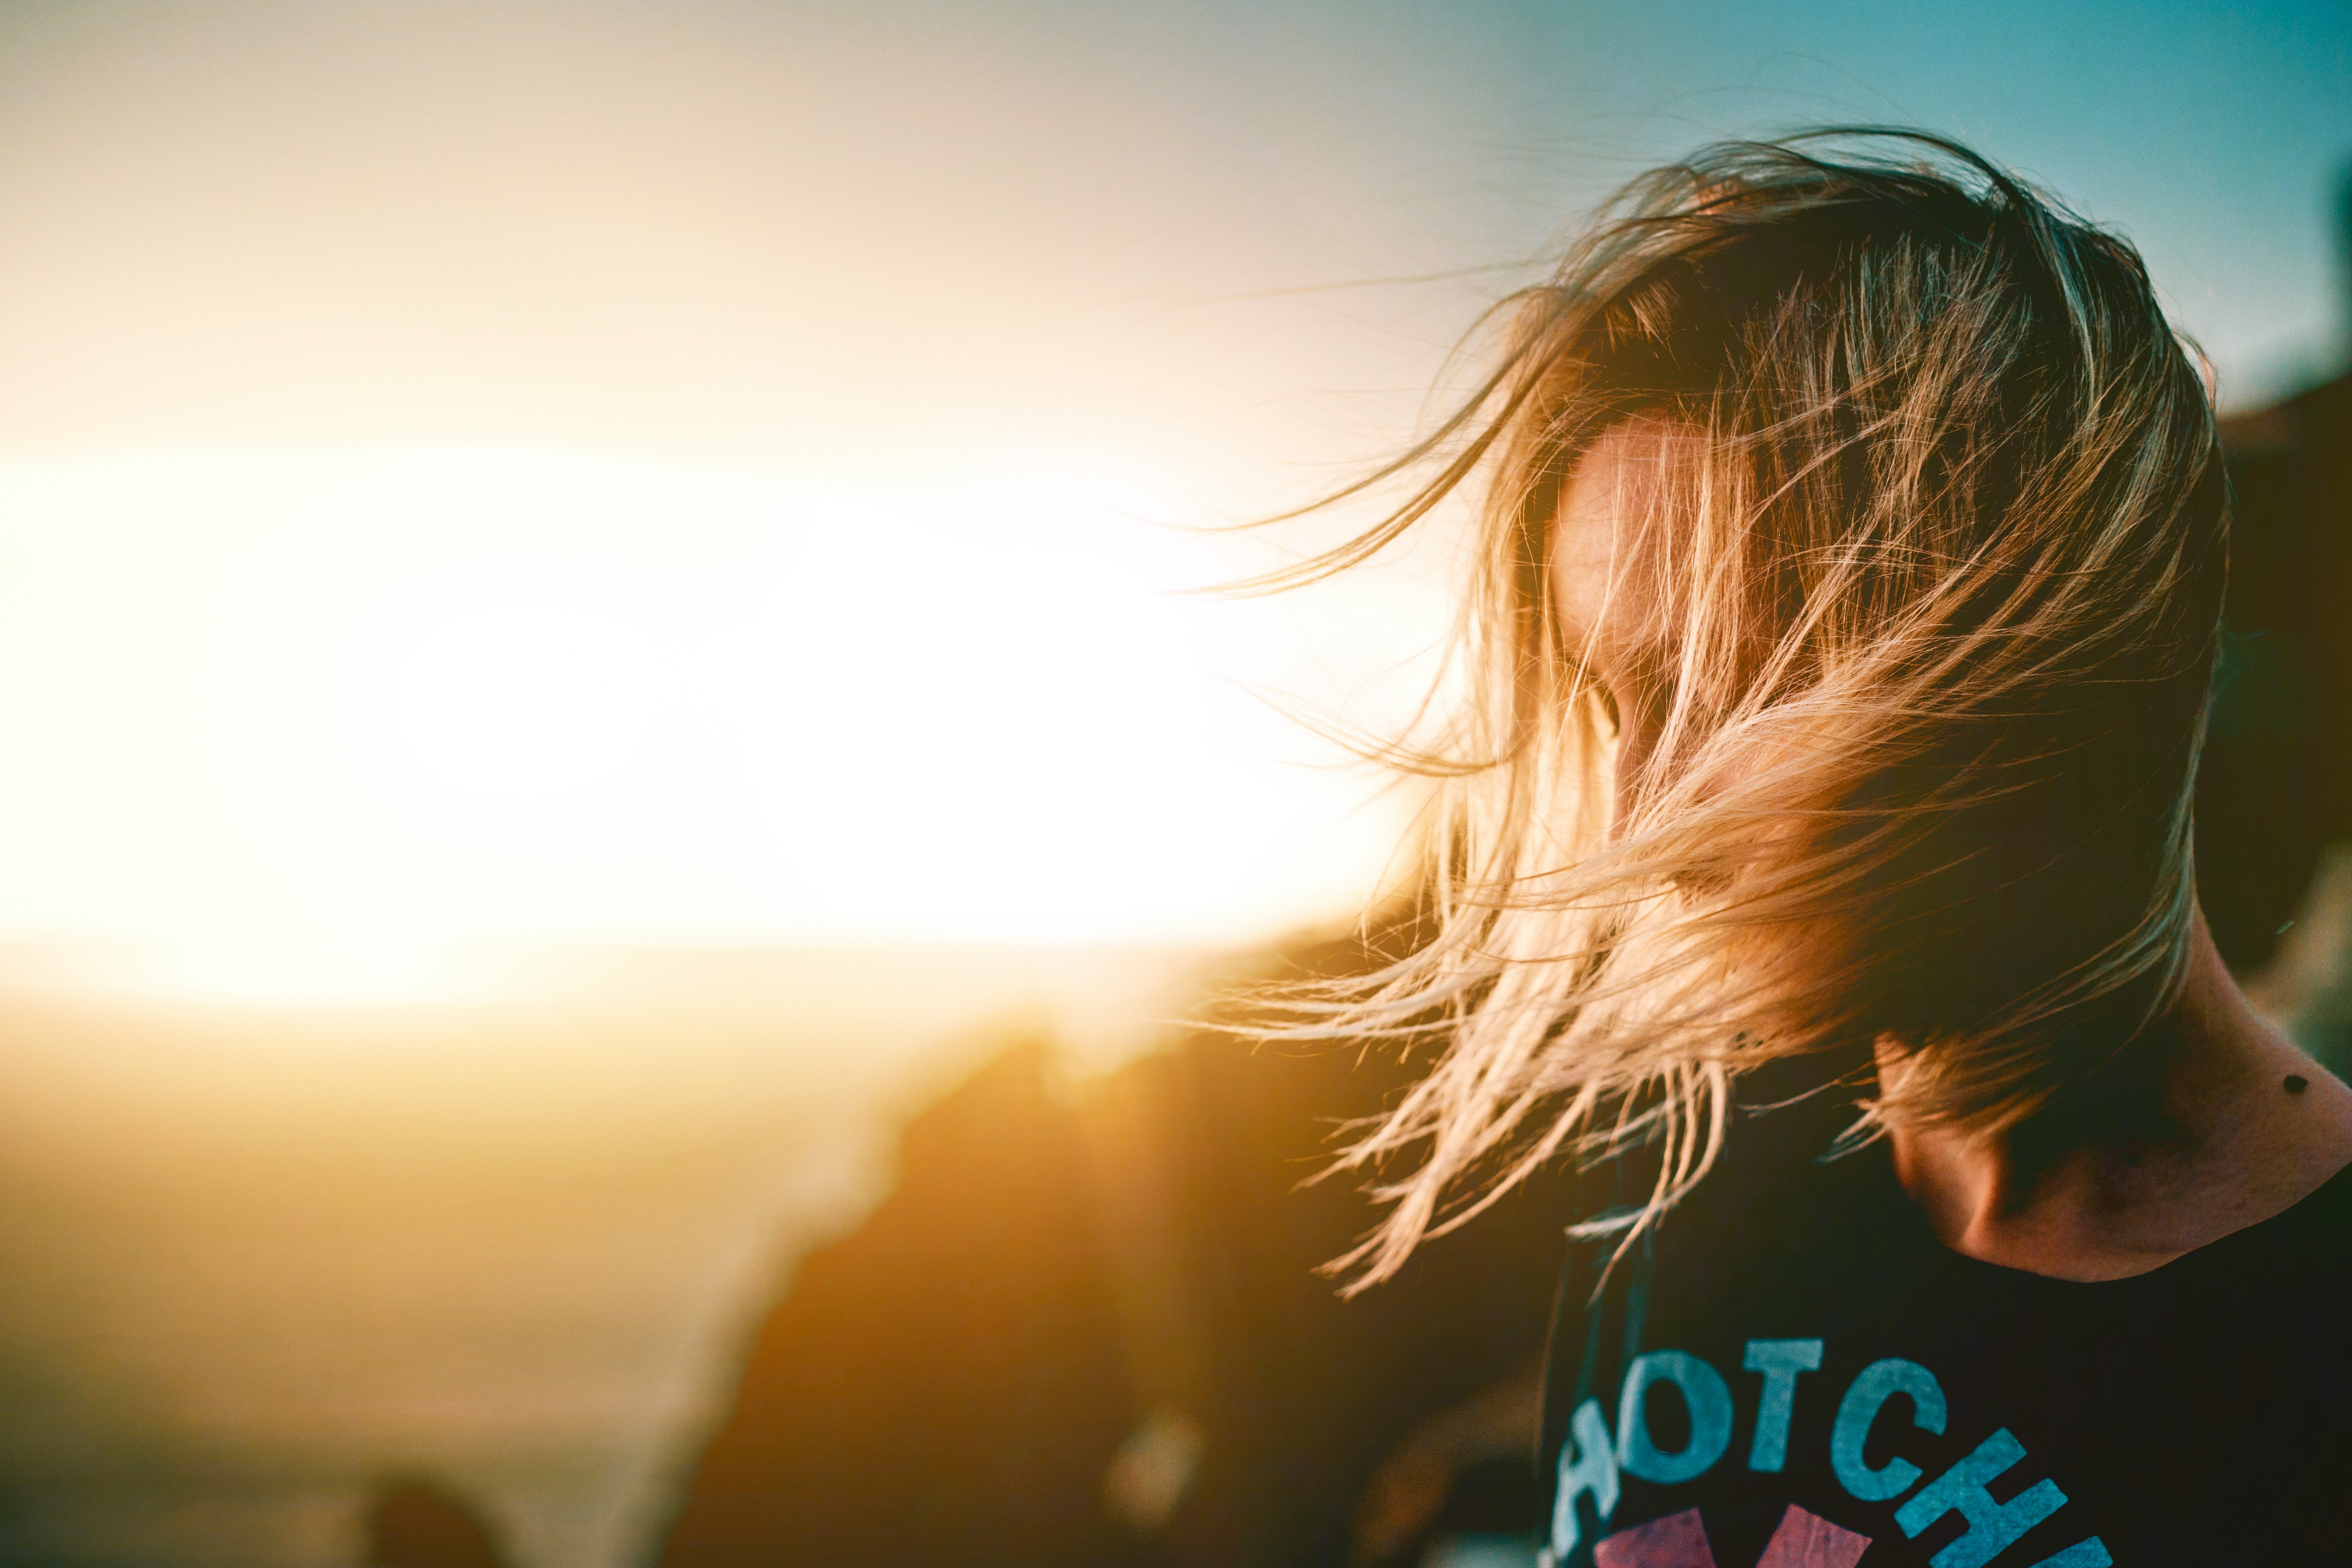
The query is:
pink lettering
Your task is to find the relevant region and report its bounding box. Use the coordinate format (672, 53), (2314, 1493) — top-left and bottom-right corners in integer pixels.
(1755, 1505), (1872, 1568)
(1594, 1508), (1716, 1568)
(1592, 1506), (1875, 1568)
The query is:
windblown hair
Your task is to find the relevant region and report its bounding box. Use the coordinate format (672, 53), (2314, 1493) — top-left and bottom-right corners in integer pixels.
(1267, 130), (2229, 1287)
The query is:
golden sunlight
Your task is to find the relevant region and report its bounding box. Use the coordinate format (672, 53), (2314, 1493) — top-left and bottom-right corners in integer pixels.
(0, 447), (1440, 999)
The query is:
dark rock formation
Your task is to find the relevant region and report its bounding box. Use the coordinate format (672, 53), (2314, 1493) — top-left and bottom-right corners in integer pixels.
(362, 1476), (508, 1568)
(655, 948), (1573, 1568)
(2201, 170), (2352, 976)
(2203, 363), (2352, 974)
(658, 1038), (1147, 1568)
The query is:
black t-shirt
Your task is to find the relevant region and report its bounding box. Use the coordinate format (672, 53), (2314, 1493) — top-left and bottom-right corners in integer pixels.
(1537, 1099), (2352, 1568)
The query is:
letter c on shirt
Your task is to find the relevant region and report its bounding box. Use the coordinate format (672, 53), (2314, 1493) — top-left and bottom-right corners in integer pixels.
(1617, 1350), (1735, 1484)
(1830, 1357), (1948, 1502)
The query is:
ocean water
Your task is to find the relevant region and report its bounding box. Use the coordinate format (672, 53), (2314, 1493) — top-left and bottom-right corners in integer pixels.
(0, 945), (1205, 1568)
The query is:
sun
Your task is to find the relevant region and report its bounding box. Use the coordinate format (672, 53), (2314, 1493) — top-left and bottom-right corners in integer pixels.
(393, 603), (662, 801)
(0, 448), (1438, 1000)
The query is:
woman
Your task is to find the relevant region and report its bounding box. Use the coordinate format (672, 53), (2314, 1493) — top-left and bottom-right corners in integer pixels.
(1274, 132), (2352, 1565)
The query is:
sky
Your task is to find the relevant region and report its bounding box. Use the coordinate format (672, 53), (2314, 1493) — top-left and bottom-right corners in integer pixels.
(0, 0), (2341, 993)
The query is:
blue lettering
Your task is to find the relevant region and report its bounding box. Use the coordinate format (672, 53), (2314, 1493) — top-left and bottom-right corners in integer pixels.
(1894, 1428), (2067, 1568)
(2028, 1542), (2111, 1568)
(1617, 1350), (1735, 1485)
(1547, 1397), (1621, 1559)
(1830, 1357), (1947, 1501)
(1742, 1338), (1824, 1473)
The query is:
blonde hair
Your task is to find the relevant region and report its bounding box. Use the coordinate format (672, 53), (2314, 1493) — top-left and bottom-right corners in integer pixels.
(1266, 130), (2229, 1286)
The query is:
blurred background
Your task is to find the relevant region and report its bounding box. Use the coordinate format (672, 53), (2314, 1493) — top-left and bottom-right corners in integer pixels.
(0, 2), (2344, 1565)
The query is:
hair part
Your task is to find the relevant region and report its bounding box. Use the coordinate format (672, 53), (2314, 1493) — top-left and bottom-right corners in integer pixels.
(1258, 129), (2229, 1290)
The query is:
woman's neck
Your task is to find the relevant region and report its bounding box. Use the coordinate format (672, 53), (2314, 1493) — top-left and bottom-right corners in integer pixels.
(1882, 911), (2352, 1282)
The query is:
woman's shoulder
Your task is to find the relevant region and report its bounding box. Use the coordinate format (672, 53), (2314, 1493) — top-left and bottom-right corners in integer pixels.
(2193, 1147), (2352, 1297)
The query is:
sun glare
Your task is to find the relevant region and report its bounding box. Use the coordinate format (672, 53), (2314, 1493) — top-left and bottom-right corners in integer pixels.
(0, 448), (1440, 999)
(396, 603), (664, 800)
(142, 927), (472, 1005)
